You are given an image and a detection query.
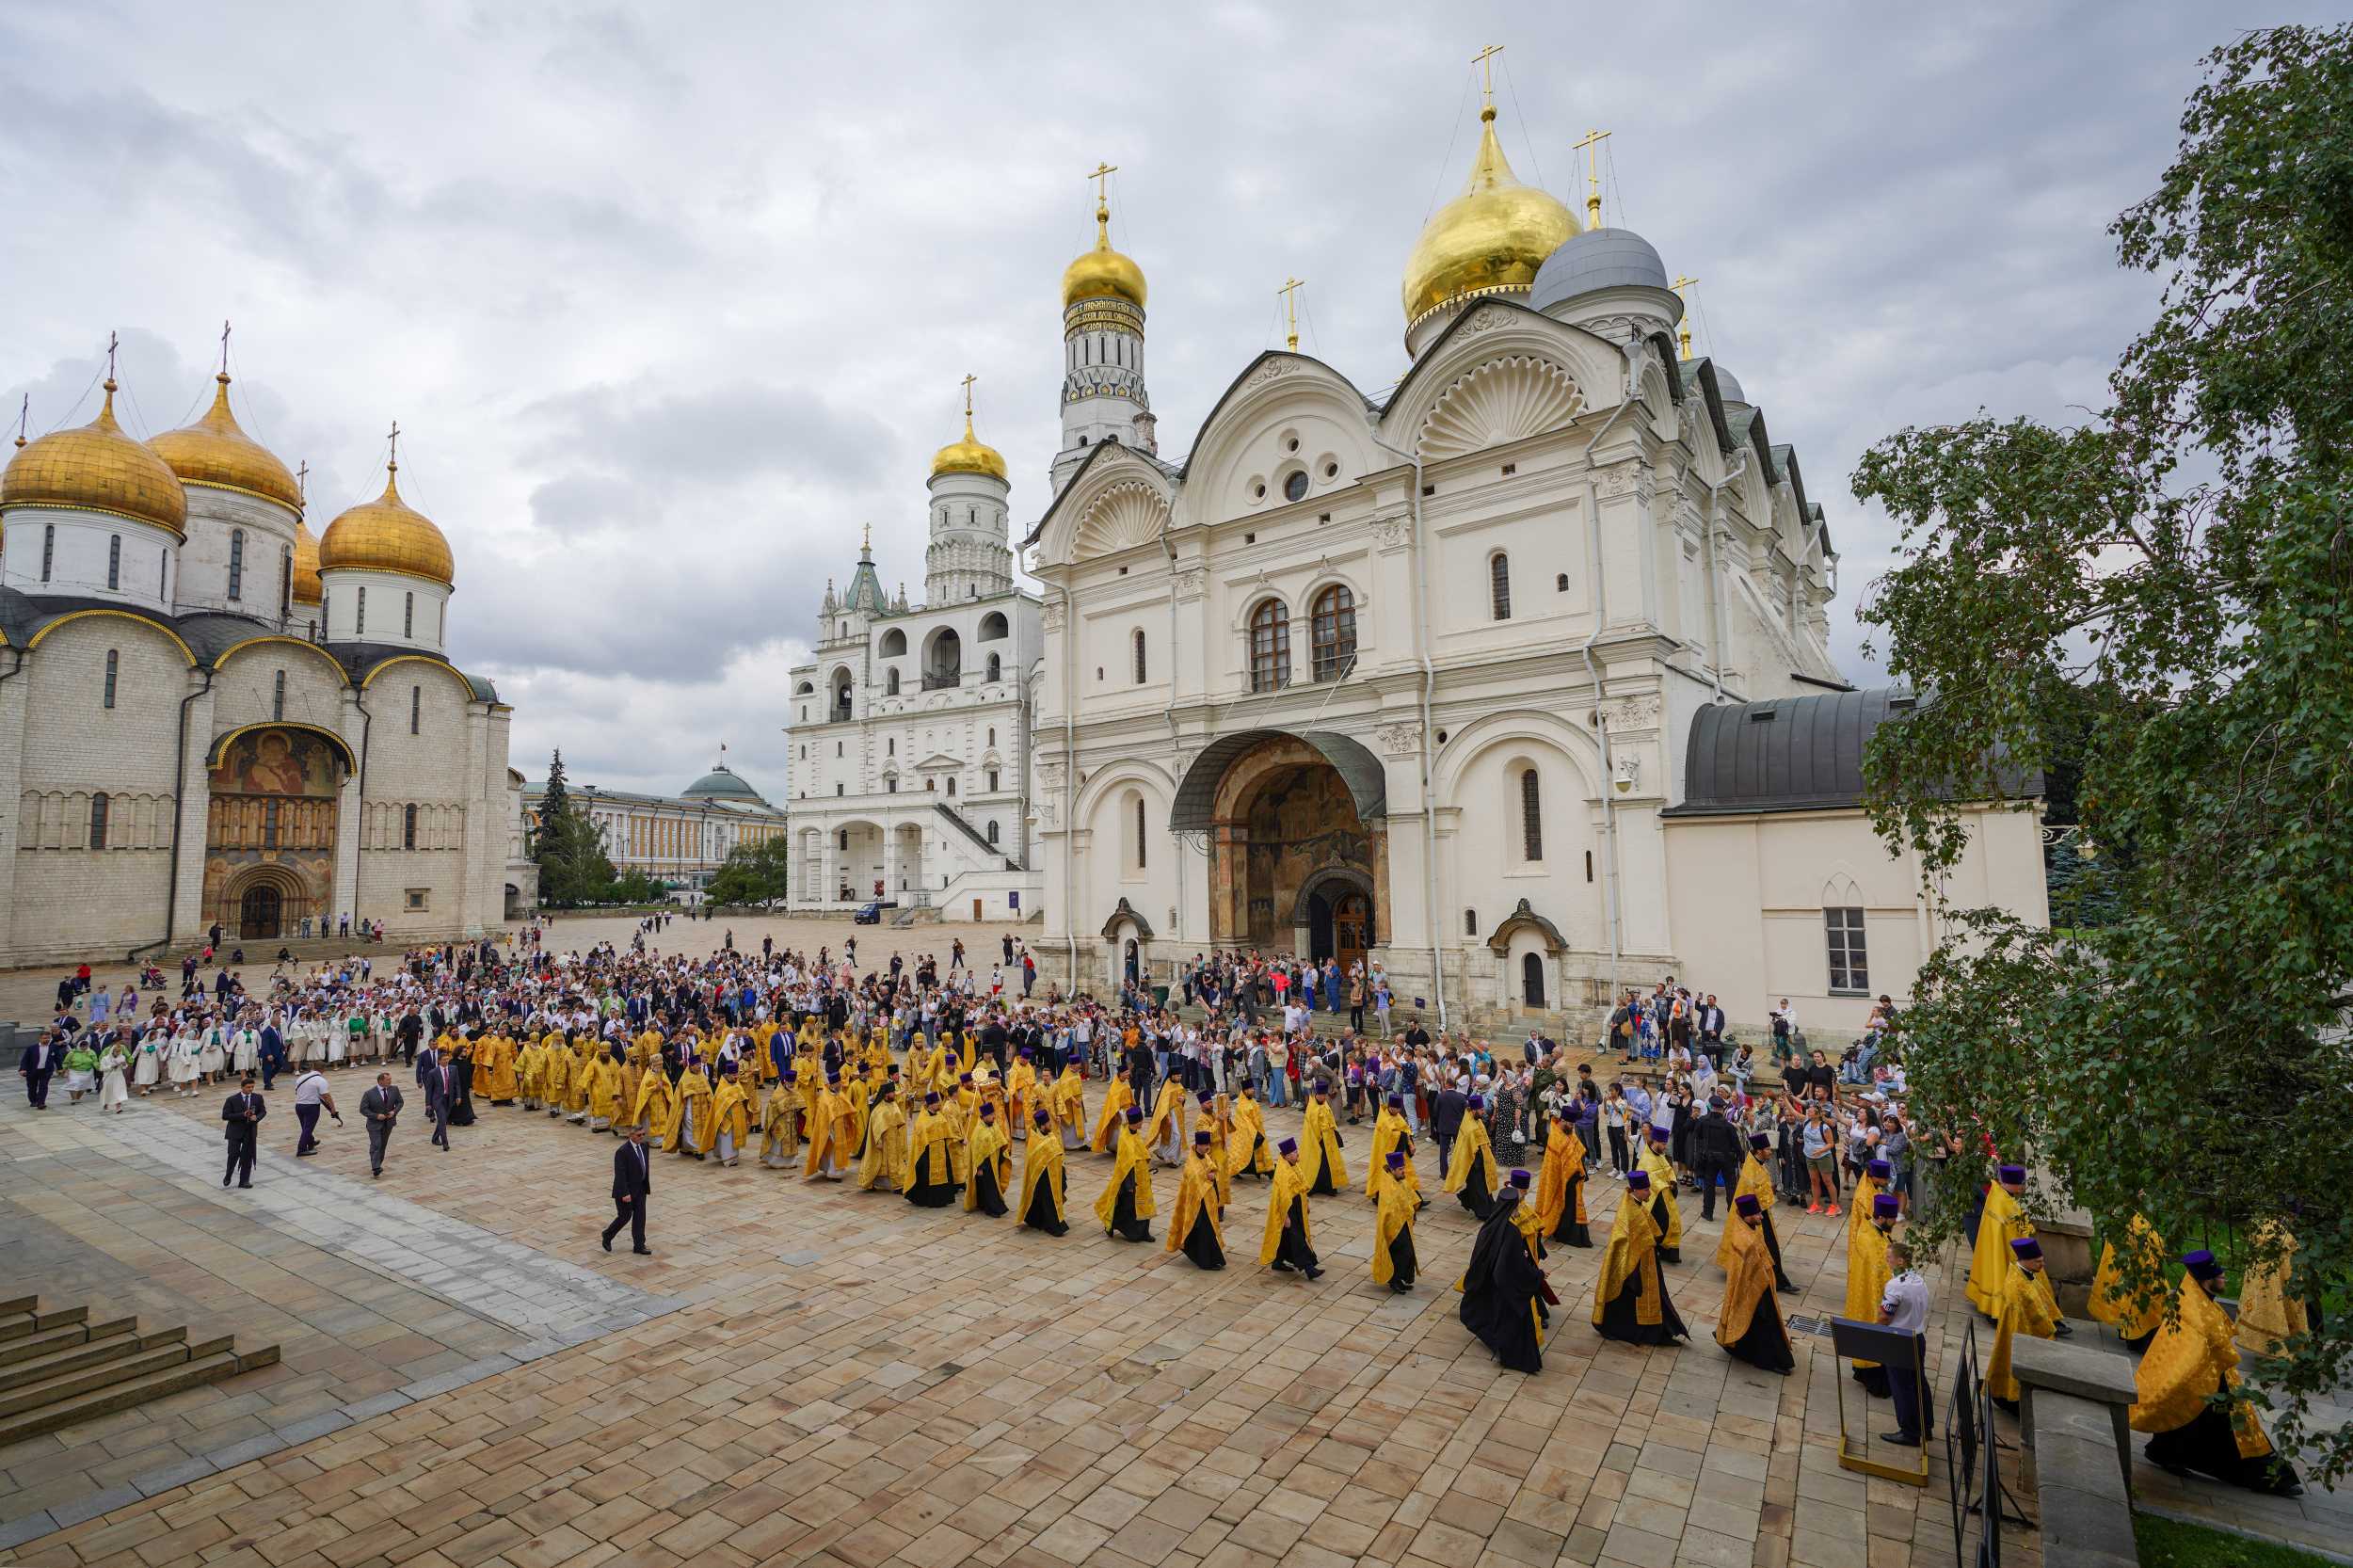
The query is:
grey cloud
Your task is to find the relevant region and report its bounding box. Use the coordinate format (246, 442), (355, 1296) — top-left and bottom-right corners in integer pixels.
(521, 378), (897, 488)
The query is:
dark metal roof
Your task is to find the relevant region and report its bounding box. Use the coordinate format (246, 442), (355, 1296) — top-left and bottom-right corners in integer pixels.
(1168, 728), (1388, 833)
(1666, 688), (1915, 816)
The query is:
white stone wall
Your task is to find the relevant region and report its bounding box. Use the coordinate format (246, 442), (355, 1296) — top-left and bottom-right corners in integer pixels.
(352, 659), (477, 936)
(175, 488), (298, 621)
(320, 569), (449, 652)
(0, 507), (178, 613)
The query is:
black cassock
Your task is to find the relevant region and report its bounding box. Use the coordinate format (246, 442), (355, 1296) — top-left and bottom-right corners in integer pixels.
(1270, 1191), (1318, 1272)
(1550, 1171), (1592, 1248)
(1021, 1166), (1068, 1235)
(970, 1155), (1009, 1217)
(2146, 1405), (2303, 1496)
(1460, 1195), (1551, 1374)
(1456, 1144), (1497, 1222)
(1109, 1170), (1154, 1241)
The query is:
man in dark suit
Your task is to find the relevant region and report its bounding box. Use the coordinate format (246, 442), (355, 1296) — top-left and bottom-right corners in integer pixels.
(257, 1018), (287, 1090)
(1696, 995), (1728, 1070)
(420, 1048), (456, 1150)
(1691, 1096), (1743, 1220)
(602, 1126), (653, 1255)
(360, 1071), (404, 1177)
(221, 1076), (265, 1187)
(1431, 1080), (1468, 1179)
(18, 1032), (62, 1110)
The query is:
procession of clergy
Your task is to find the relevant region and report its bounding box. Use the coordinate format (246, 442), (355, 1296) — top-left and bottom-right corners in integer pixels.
(438, 1012), (1835, 1382)
(1967, 1163), (2308, 1496)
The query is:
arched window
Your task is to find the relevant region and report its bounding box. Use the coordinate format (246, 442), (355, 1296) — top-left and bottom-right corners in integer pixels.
(1519, 767), (1543, 861)
(986, 820), (1000, 844)
(947, 776), (957, 796)
(986, 652), (1001, 682)
(880, 628), (907, 656)
(1522, 952), (1546, 1006)
(228, 530), (246, 600)
(978, 612), (1009, 642)
(357, 585), (367, 635)
(838, 828), (849, 852)
(272, 670), (286, 721)
(280, 547), (293, 617)
(410, 684), (422, 735)
(833, 672), (854, 721)
(403, 803), (419, 850)
(1135, 795), (1147, 868)
(1309, 584), (1356, 681)
(102, 649), (118, 710)
(404, 592), (415, 638)
(886, 668), (901, 696)
(1132, 629), (1146, 684)
(1248, 600), (1290, 693)
(107, 535), (120, 591)
(1490, 552), (1512, 620)
(1465, 908), (1479, 936)
(88, 792), (109, 849)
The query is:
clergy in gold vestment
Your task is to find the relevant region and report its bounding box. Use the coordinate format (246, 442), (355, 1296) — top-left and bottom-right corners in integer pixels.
(1844, 1193), (1901, 1393)
(2132, 1253), (2302, 1495)
(902, 1092), (959, 1205)
(540, 1043), (572, 1119)
(664, 1068), (715, 1159)
(1090, 1076), (1134, 1154)
(1717, 1133), (1791, 1288)
(1299, 1087), (1349, 1196)
(1258, 1138), (1320, 1276)
(1369, 1151), (1418, 1292)
(1228, 1086), (1274, 1179)
(1637, 1128), (1683, 1263)
(1986, 1236), (2062, 1409)
(760, 1075), (802, 1168)
(478, 1034), (519, 1104)
(857, 1085), (908, 1191)
(1593, 1171), (1688, 1345)
(1443, 1097), (1497, 1220)
(2234, 1220), (2308, 1360)
(1052, 1060), (1090, 1151)
(1966, 1166), (2033, 1318)
(1716, 1195), (1795, 1373)
(1094, 1105), (1157, 1241)
(1196, 1092), (1234, 1208)
(632, 1066), (676, 1149)
(804, 1074), (853, 1179)
(2089, 1211), (2168, 1352)
(1164, 1133), (1226, 1269)
(1532, 1112), (1590, 1247)
(1144, 1077), (1190, 1166)
(1018, 1109), (1069, 1234)
(710, 1070), (751, 1167)
(1006, 1050), (1037, 1139)
(964, 1103), (1013, 1216)
(585, 1050), (623, 1132)
(1368, 1096), (1415, 1198)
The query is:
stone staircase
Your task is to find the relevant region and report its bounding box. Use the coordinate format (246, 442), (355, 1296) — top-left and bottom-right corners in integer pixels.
(0, 1297), (278, 1448)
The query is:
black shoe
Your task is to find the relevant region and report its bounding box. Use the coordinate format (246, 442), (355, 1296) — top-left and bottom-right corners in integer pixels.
(222, 1177), (232, 1187)
(1880, 1432), (1920, 1447)
(1778, 1284), (1801, 1294)
(602, 1234), (613, 1252)
(1271, 1260), (1294, 1272)
(372, 1168), (381, 1178)
(2053, 1321), (2074, 1337)
(1305, 1267), (1324, 1280)
(237, 1182), (252, 1189)
(632, 1247), (652, 1256)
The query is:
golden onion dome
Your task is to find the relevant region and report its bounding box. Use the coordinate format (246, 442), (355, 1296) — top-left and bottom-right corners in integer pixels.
(0, 379), (188, 536)
(149, 373), (303, 512)
(1401, 106), (1577, 327)
(930, 409), (1008, 484)
(317, 460), (455, 586)
(1061, 201), (1147, 311)
(290, 519), (324, 603)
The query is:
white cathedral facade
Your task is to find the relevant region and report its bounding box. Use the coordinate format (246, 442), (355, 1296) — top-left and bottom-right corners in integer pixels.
(0, 352), (534, 967)
(785, 402), (1043, 921)
(1021, 100), (2049, 1034)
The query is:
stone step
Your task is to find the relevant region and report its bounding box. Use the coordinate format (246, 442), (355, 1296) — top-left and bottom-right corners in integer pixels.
(0, 1340), (203, 1422)
(0, 1317), (138, 1370)
(31, 1305), (88, 1333)
(0, 1351), (248, 1447)
(0, 1296), (36, 1318)
(0, 1327), (183, 1393)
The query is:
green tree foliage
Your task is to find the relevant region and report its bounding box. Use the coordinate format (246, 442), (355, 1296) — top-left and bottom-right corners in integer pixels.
(531, 750), (618, 906)
(1853, 26), (2353, 1477)
(704, 837), (793, 908)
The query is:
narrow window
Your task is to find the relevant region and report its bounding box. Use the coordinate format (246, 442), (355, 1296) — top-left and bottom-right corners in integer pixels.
(986, 769), (1000, 792)
(1465, 908), (1479, 936)
(264, 799), (280, 849)
(410, 684), (421, 735)
(1490, 552), (1511, 620)
(947, 777), (957, 796)
(107, 535), (120, 591)
(357, 586), (367, 635)
(1309, 584), (1356, 680)
(887, 668), (901, 696)
(987, 727), (996, 746)
(888, 739), (894, 755)
(280, 548), (293, 617)
(272, 669), (285, 721)
(164, 554), (171, 598)
(1826, 907), (1869, 993)
(1585, 849), (1594, 883)
(403, 803), (418, 850)
(987, 652), (1001, 681)
(404, 592), (415, 638)
(838, 828), (848, 852)
(41, 524), (56, 582)
(1133, 628), (1147, 684)
(228, 530), (246, 600)
(1557, 572), (1570, 593)
(1135, 797), (1147, 869)
(88, 792), (109, 849)
(1248, 599), (1290, 693)
(986, 821), (1000, 844)
(1520, 768), (1543, 860)
(102, 649), (118, 710)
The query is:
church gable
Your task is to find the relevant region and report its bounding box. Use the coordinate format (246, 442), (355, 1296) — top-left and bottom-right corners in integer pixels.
(1175, 354), (1378, 529)
(1034, 446), (1174, 568)
(1382, 302), (1624, 461)
(1417, 354), (1586, 459)
(1072, 479), (1169, 560)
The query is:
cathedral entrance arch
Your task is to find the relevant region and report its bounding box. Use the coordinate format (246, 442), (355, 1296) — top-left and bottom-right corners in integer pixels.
(1172, 732), (1389, 957)
(226, 865), (306, 941)
(241, 883), (281, 940)
(204, 726), (347, 940)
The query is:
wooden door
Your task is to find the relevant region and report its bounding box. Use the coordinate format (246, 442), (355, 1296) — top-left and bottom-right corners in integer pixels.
(1334, 893), (1370, 979)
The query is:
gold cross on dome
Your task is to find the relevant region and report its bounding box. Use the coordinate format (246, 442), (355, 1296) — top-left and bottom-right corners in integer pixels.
(1277, 278), (1305, 353)
(296, 459), (309, 501)
(1471, 44), (1504, 106)
(104, 330), (120, 381)
(1572, 127), (1611, 229)
(1087, 162), (1119, 200)
(1671, 275), (1700, 359)
(961, 373), (977, 419)
(387, 420), (401, 474)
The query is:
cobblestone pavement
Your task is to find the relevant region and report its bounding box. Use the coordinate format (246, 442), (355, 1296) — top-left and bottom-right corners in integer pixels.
(2, 1063), (2045, 1568)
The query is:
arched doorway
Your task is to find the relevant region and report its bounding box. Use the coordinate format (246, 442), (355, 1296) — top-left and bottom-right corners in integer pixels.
(1522, 952), (1546, 1007)
(1300, 869), (1377, 973)
(1193, 736), (1387, 955)
(240, 882), (283, 939)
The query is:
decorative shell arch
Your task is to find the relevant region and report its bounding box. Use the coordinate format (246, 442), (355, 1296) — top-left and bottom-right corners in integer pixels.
(1072, 479), (1170, 560)
(1417, 356), (1584, 459)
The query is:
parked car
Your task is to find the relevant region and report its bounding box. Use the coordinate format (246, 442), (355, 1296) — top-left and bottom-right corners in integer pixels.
(854, 900), (898, 925)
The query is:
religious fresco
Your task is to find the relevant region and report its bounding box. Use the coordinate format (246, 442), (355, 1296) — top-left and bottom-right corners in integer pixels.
(202, 728), (344, 938)
(1204, 744), (1388, 952)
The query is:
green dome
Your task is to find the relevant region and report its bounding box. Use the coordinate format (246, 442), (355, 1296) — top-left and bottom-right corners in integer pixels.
(682, 763), (766, 803)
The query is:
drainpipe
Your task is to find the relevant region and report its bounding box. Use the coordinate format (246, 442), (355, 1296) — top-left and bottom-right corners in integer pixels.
(1579, 354), (1648, 1006)
(1367, 434), (1446, 1031)
(1161, 522), (1184, 959)
(155, 665), (214, 958)
(1055, 570), (1078, 987)
(351, 685), (374, 933)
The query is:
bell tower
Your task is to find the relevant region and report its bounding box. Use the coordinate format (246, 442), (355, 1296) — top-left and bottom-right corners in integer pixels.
(1052, 163), (1154, 494)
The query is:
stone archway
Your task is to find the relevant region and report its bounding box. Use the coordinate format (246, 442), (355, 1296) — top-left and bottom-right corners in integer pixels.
(204, 726), (346, 939)
(224, 864), (310, 941)
(1196, 735), (1389, 954)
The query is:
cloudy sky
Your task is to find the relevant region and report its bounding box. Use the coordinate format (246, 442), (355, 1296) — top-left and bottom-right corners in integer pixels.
(0, 2), (2287, 797)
